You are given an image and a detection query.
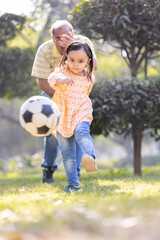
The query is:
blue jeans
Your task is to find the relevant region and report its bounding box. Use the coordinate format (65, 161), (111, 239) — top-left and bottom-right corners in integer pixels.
(57, 121), (95, 186)
(41, 93), (82, 175)
(42, 133), (58, 171)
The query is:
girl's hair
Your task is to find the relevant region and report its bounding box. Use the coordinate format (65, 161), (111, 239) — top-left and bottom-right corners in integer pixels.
(59, 41), (94, 81)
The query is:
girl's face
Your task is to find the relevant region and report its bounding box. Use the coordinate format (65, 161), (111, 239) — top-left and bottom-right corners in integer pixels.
(67, 48), (90, 76)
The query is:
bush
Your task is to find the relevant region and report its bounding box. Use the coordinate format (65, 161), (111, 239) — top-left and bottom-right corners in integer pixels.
(90, 77), (160, 175)
(0, 47), (38, 98)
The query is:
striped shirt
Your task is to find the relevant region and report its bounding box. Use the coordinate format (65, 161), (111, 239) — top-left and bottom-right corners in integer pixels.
(31, 35), (96, 79)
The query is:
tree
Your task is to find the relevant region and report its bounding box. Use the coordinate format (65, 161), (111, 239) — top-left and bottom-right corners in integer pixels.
(71, 0), (160, 77)
(31, 0), (81, 47)
(0, 13), (38, 99)
(0, 47), (37, 98)
(90, 78), (160, 175)
(0, 13), (26, 47)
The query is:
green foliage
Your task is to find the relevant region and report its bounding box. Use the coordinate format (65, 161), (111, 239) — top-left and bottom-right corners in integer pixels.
(0, 13), (26, 47)
(72, 0), (160, 43)
(90, 77), (160, 138)
(9, 26), (41, 49)
(0, 13), (39, 98)
(71, 0), (160, 77)
(0, 47), (38, 98)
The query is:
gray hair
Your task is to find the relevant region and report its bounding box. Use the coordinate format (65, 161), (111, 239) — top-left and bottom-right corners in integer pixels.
(51, 20), (73, 36)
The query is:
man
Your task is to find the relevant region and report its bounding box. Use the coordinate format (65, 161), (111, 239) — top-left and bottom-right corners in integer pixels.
(31, 20), (97, 184)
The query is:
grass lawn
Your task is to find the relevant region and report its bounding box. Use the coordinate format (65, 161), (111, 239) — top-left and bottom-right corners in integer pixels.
(0, 163), (160, 240)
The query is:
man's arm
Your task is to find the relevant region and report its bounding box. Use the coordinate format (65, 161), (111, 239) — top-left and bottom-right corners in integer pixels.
(37, 78), (55, 98)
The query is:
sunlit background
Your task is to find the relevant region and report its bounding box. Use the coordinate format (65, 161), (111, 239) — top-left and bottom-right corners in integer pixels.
(0, 0), (33, 14)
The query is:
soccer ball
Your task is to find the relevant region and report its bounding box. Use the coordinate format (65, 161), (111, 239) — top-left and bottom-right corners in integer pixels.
(19, 95), (60, 137)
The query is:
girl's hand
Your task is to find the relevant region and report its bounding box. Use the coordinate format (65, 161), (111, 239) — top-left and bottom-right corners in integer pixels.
(56, 76), (74, 85)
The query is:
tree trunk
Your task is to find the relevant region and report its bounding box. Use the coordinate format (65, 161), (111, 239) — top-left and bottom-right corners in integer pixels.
(36, 15), (52, 47)
(130, 65), (138, 78)
(144, 49), (148, 78)
(133, 130), (142, 175)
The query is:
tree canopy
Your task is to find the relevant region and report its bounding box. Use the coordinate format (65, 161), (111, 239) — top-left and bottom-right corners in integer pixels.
(90, 77), (160, 175)
(71, 0), (160, 77)
(0, 13), (26, 47)
(0, 13), (37, 99)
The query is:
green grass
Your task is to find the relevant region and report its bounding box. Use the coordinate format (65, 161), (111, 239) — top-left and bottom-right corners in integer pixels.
(1, 165), (160, 239)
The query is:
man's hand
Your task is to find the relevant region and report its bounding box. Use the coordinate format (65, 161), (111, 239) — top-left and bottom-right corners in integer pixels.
(58, 32), (74, 50)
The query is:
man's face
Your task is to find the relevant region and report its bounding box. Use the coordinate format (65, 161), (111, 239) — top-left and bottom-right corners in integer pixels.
(52, 26), (74, 55)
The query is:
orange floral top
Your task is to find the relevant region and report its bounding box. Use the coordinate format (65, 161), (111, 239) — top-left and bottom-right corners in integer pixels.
(48, 67), (94, 137)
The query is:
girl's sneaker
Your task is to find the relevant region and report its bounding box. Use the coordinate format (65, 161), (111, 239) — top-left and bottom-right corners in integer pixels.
(64, 185), (82, 193)
(82, 154), (97, 172)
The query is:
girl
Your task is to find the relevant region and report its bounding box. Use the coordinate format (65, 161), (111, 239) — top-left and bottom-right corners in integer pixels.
(48, 41), (97, 192)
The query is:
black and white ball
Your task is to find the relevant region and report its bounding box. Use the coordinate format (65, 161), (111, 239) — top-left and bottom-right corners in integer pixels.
(19, 95), (60, 137)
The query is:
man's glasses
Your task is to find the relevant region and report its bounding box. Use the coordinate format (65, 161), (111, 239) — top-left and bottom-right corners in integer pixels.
(54, 31), (72, 42)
